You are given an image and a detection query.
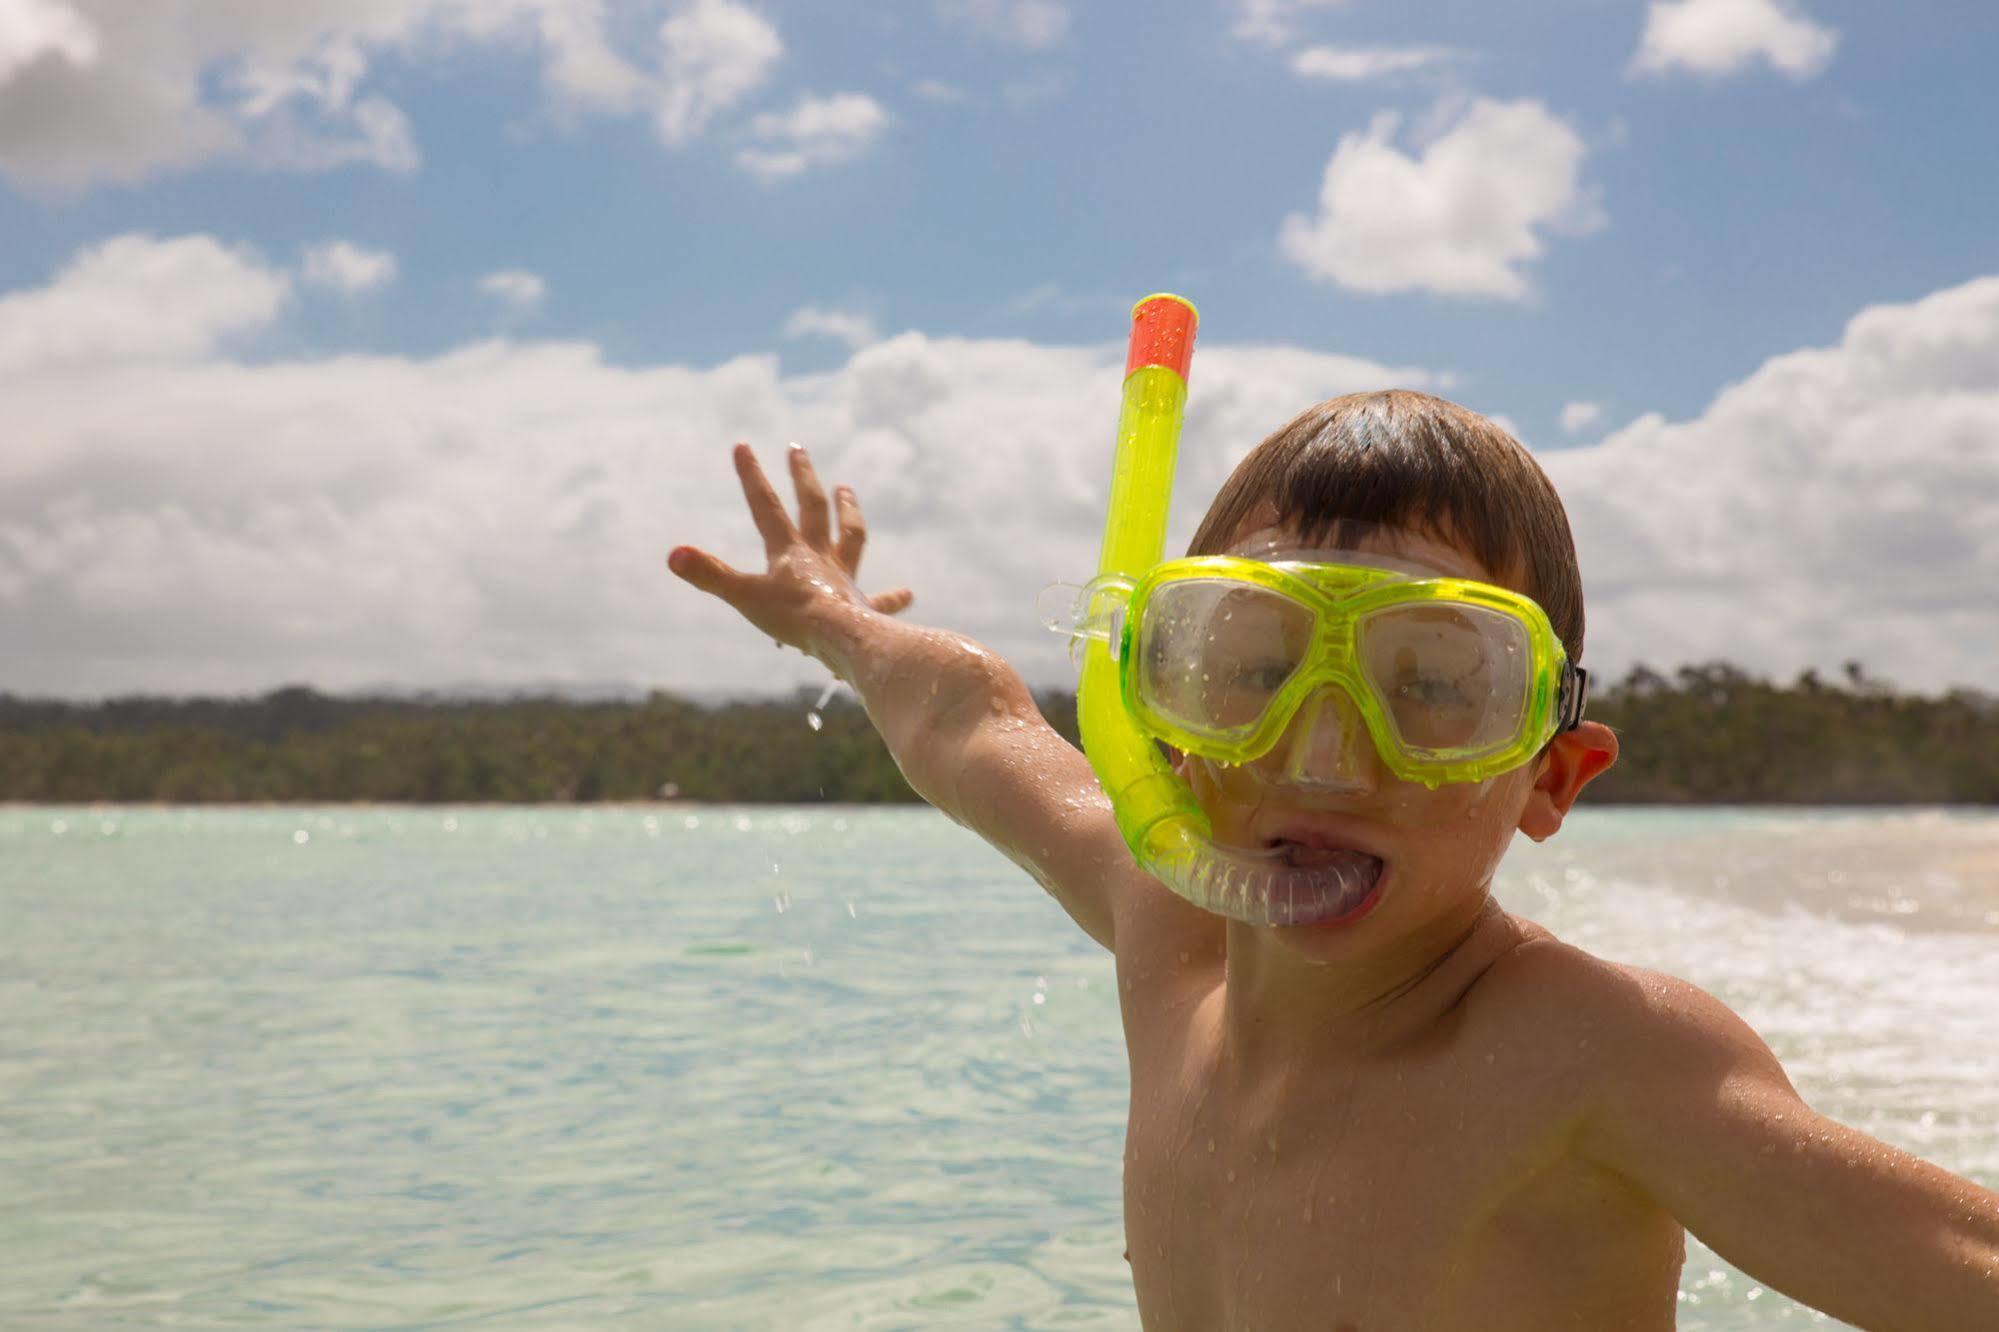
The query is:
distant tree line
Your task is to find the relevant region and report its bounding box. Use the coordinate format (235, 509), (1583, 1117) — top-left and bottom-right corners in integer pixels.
(1, 662), (1994, 804)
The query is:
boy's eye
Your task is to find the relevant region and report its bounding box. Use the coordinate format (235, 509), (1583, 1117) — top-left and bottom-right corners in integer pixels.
(1395, 675), (1474, 710)
(1232, 660), (1294, 693)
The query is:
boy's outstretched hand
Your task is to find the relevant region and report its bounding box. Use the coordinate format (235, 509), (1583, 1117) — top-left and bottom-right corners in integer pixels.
(668, 443), (915, 661)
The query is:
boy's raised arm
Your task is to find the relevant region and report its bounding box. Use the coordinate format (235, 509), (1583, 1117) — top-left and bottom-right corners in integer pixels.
(670, 443), (1142, 951)
(1577, 967), (1999, 1330)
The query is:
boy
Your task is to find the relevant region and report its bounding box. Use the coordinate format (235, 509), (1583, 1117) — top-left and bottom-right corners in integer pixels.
(668, 390), (1999, 1329)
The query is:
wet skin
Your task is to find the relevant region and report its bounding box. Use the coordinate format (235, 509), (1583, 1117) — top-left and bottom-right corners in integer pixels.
(1110, 518), (1673, 1328)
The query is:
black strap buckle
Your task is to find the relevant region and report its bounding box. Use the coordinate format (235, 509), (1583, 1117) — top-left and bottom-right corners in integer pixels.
(1558, 665), (1590, 731)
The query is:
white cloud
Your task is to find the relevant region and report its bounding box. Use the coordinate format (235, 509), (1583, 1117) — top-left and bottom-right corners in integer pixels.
(1289, 45), (1461, 82)
(655, 0), (782, 146)
(783, 306), (878, 350)
(0, 0), (782, 191)
(1279, 98), (1604, 301)
(0, 232), (1446, 698)
(300, 240), (397, 295)
(1630, 0), (1837, 81)
(1559, 401), (1603, 435)
(1545, 275), (1999, 692)
(479, 269), (547, 312)
(735, 91), (887, 183)
(938, 0), (1070, 49)
(0, 0), (99, 83)
(0, 233), (288, 372)
(1232, 0), (1350, 47)
(11, 235), (1994, 698)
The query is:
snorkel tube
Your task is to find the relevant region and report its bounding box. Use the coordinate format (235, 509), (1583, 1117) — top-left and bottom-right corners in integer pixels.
(1075, 295), (1384, 928)
(1077, 295), (1212, 874)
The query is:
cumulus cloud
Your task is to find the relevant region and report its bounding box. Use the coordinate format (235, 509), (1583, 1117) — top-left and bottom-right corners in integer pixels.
(1279, 98), (1604, 301)
(655, 0), (782, 145)
(300, 240), (397, 295)
(478, 269), (547, 312)
(1232, 0), (1350, 47)
(1630, 0), (1837, 81)
(0, 233), (288, 372)
(0, 232), (1446, 699)
(1559, 401), (1603, 435)
(735, 91), (888, 183)
(1545, 275), (1999, 692)
(1289, 45), (1462, 82)
(0, 0), (783, 191)
(783, 306), (878, 351)
(8, 235), (1993, 699)
(0, 0), (99, 83)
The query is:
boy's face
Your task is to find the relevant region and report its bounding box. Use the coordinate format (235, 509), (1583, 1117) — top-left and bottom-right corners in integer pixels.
(1174, 507), (1613, 962)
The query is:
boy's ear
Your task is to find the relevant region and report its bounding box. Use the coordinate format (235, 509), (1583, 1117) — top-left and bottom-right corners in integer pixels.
(1518, 721), (1617, 843)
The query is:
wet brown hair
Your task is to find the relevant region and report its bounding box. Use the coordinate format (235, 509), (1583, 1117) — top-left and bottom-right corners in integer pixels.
(1186, 390), (1586, 662)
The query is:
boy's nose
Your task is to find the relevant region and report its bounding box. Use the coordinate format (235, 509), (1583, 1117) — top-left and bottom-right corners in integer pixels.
(1258, 684), (1380, 792)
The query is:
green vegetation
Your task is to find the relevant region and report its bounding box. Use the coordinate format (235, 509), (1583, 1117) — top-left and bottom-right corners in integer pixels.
(2, 664), (1994, 804)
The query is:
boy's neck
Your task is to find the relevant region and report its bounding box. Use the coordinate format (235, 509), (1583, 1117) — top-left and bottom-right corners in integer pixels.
(1216, 893), (1522, 1089)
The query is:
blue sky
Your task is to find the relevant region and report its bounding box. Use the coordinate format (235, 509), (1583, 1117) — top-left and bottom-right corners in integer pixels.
(3, 0), (1997, 698)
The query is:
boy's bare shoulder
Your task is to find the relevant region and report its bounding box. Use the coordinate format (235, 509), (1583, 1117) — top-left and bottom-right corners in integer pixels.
(1467, 917), (1770, 1088)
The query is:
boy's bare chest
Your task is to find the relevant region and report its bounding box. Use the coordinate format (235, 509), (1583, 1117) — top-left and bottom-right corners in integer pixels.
(1118, 981), (1684, 1331)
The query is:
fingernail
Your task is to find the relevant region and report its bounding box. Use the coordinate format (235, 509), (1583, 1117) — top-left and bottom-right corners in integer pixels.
(789, 441), (804, 454)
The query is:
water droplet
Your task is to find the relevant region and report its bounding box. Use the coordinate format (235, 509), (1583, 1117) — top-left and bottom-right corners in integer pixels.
(806, 711), (823, 731)
(293, 829), (310, 845)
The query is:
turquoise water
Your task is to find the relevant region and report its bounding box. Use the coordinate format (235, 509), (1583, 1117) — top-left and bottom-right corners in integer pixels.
(2, 805), (1995, 1329)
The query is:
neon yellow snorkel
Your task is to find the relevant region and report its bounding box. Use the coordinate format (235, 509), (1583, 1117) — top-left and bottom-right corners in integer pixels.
(1076, 294), (1217, 888)
(1075, 297), (1383, 926)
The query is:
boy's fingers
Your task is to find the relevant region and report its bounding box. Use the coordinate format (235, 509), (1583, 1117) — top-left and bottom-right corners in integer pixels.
(667, 545), (752, 605)
(732, 443), (795, 558)
(788, 445), (832, 549)
(834, 485), (867, 574)
(869, 587), (914, 616)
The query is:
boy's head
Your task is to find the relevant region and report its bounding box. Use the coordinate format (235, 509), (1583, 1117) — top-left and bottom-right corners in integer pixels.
(1187, 389), (1584, 666)
(1170, 390), (1615, 954)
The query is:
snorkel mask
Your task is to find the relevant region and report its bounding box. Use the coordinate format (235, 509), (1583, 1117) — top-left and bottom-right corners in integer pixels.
(1048, 295), (1589, 928)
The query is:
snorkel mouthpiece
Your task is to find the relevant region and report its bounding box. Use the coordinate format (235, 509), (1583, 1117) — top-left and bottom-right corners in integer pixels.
(1072, 298), (1374, 927)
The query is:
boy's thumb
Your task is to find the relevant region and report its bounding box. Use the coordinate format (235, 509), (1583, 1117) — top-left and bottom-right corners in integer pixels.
(668, 546), (741, 600)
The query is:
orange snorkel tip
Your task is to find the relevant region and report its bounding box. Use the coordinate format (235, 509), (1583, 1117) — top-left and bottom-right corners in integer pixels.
(1125, 293), (1199, 382)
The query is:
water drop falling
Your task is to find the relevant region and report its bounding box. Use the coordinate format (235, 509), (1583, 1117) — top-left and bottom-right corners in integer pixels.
(806, 711), (823, 731)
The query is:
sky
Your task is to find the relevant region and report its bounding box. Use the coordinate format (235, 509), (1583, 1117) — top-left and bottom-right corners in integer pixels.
(2, 0), (1996, 701)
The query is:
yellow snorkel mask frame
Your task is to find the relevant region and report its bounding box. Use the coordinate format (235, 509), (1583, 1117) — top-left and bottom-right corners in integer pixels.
(1073, 554), (1587, 790)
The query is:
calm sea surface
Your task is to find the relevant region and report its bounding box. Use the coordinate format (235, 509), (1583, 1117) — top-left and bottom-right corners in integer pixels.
(3, 804), (1996, 1330)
